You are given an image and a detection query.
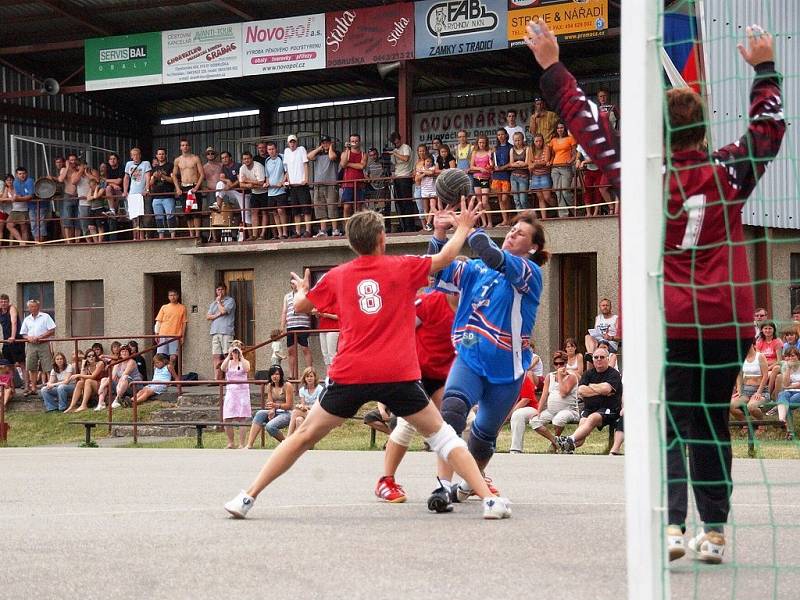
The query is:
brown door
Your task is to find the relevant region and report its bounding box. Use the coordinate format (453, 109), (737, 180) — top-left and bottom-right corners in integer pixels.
(223, 270), (256, 372)
(559, 254), (597, 353)
(150, 272), (182, 326)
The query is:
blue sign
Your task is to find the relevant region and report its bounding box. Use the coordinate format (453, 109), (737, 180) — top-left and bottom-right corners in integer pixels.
(414, 0), (508, 59)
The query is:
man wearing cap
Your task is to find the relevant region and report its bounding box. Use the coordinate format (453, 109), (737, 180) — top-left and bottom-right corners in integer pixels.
(307, 136), (340, 237)
(528, 97), (560, 144)
(283, 135), (313, 238)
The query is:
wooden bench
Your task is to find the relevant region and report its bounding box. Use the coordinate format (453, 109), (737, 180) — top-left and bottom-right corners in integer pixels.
(70, 419), (378, 449)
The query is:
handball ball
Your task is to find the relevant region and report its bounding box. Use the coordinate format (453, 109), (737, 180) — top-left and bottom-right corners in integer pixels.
(435, 169), (472, 206)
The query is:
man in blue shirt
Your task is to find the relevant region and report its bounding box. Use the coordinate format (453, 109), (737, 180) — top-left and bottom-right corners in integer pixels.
(491, 129), (513, 226)
(13, 167), (41, 242)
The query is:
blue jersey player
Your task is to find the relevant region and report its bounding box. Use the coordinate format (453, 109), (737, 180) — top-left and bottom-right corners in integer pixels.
(427, 208), (548, 512)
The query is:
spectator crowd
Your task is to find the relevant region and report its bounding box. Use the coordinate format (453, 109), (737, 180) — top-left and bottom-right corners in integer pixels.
(3, 281), (800, 453)
(0, 94), (620, 246)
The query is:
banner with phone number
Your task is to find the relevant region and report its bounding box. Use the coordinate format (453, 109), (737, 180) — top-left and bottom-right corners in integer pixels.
(507, 0), (608, 46)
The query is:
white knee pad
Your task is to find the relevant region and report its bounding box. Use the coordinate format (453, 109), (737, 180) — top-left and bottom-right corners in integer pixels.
(389, 417), (416, 447)
(425, 423), (467, 461)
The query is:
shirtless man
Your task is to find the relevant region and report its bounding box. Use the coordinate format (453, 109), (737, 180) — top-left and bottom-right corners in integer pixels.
(173, 139), (205, 240)
(58, 153), (84, 243)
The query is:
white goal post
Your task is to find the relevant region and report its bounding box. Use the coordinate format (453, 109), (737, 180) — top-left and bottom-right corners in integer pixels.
(621, 1), (667, 599)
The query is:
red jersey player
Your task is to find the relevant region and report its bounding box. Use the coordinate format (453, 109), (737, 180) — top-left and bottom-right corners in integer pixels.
(375, 289), (459, 503)
(225, 203), (513, 520)
(526, 20), (785, 563)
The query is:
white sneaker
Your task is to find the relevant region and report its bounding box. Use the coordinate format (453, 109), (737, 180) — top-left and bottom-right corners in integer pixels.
(482, 496), (512, 519)
(94, 403), (106, 412)
(313, 231), (328, 238)
(332, 229), (342, 236)
(667, 524), (686, 561)
(224, 490), (255, 519)
(111, 399), (121, 409)
(688, 530), (725, 564)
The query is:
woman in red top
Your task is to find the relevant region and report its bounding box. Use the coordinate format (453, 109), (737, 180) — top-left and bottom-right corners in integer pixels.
(756, 321), (783, 393)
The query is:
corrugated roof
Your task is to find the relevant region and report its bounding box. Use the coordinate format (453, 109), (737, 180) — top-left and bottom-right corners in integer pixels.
(1, 1), (620, 120)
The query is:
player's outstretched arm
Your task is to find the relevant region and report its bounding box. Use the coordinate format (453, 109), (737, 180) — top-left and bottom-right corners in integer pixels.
(429, 197), (481, 274)
(526, 19), (620, 191)
(715, 24), (785, 198)
(290, 269), (315, 314)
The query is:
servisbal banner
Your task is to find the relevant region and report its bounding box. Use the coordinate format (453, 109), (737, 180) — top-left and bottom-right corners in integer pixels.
(84, 32), (163, 91)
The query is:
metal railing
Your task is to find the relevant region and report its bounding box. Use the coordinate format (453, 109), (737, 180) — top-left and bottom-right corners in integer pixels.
(0, 171), (618, 247)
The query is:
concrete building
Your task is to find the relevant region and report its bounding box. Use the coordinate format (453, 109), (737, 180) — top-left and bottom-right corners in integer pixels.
(0, 216), (620, 378)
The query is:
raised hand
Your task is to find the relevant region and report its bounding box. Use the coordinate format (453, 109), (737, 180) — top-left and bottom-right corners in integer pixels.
(453, 195), (483, 230)
(737, 24), (774, 66)
(430, 197), (456, 232)
(290, 268), (311, 295)
(523, 18), (560, 70)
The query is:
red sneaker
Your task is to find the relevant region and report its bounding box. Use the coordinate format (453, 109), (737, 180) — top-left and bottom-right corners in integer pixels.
(483, 475), (500, 496)
(375, 476), (407, 503)
(456, 475), (500, 502)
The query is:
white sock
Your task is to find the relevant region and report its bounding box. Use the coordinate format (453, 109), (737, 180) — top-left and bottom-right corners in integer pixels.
(440, 479), (452, 490)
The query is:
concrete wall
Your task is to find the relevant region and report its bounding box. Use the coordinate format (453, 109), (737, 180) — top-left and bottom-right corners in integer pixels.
(0, 216), (621, 379)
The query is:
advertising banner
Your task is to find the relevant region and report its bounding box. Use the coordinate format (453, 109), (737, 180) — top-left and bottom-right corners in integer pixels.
(242, 14), (326, 75)
(325, 3), (414, 68)
(412, 102), (532, 147)
(162, 24), (243, 84)
(84, 32), (162, 91)
(414, 0), (508, 59)
(507, 0), (608, 46)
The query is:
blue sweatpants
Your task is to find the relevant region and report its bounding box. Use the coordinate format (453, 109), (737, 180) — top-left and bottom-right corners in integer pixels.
(444, 356), (524, 445)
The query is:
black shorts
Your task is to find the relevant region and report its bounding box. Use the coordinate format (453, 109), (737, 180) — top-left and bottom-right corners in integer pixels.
(250, 193), (270, 209)
(286, 328), (309, 347)
(266, 193), (288, 209)
(320, 380), (430, 419)
(2, 341), (26, 364)
(475, 178), (491, 190)
(181, 186), (203, 214)
(421, 377), (446, 397)
(580, 406), (620, 430)
(288, 185), (311, 211)
(613, 416), (624, 433)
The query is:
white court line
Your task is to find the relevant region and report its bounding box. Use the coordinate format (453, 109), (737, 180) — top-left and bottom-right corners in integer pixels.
(3, 500), (800, 521)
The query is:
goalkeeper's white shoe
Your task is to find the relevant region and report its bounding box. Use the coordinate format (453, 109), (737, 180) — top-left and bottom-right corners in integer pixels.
(666, 525), (686, 561)
(688, 530), (725, 564)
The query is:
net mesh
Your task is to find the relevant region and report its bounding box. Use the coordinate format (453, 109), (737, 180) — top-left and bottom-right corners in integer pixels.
(657, 1), (799, 597)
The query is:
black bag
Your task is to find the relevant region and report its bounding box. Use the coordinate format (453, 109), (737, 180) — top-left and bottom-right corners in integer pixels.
(181, 372), (199, 381)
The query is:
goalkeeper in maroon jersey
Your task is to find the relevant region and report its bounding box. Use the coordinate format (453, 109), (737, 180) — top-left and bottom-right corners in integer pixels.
(525, 20), (785, 563)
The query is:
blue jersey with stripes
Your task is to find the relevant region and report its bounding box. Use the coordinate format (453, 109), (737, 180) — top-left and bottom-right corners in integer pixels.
(432, 234), (543, 384)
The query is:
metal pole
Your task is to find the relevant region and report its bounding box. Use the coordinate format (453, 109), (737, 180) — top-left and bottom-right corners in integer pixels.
(0, 383), (7, 443)
(132, 383), (139, 445)
(260, 383), (266, 448)
(622, 1), (666, 599)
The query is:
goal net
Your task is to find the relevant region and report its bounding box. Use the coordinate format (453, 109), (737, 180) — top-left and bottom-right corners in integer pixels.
(623, 1), (799, 598)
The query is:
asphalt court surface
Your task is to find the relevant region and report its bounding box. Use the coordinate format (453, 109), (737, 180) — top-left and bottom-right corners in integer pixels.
(2, 448), (799, 599)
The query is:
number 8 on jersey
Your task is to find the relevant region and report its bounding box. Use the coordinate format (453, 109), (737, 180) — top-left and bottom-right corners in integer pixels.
(357, 279), (382, 314)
